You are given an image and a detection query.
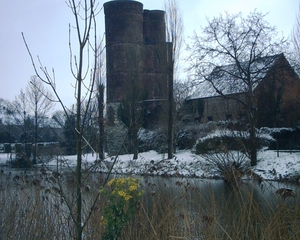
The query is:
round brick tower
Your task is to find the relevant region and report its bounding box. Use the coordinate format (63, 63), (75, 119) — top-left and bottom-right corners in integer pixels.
(104, 0), (144, 103)
(104, 0), (172, 155)
(141, 10), (169, 101)
(143, 10), (166, 43)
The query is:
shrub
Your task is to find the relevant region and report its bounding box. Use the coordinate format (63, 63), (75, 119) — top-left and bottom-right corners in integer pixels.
(175, 122), (217, 150)
(195, 129), (272, 155)
(203, 149), (251, 184)
(195, 135), (246, 154)
(260, 127), (300, 150)
(138, 128), (167, 153)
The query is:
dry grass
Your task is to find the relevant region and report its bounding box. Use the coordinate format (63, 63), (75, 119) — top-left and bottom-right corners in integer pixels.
(0, 169), (300, 240)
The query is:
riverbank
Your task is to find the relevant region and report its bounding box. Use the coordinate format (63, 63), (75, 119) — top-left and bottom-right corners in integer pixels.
(1, 149), (299, 182)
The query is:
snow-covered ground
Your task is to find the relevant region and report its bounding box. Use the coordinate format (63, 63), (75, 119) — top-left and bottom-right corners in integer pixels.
(1, 149), (299, 181)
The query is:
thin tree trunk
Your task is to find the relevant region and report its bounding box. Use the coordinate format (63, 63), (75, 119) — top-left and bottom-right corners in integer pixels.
(75, 40), (84, 240)
(249, 121), (257, 166)
(76, 99), (83, 240)
(131, 101), (138, 160)
(98, 84), (105, 160)
(168, 57), (174, 159)
(34, 108), (38, 164)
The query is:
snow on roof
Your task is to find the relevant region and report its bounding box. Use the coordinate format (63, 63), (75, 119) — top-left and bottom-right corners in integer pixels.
(187, 54), (283, 100)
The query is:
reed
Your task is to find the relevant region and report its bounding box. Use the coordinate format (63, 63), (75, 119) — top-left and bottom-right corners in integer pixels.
(0, 170), (299, 240)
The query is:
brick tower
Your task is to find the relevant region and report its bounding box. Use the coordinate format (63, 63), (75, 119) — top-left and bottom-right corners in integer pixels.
(104, 0), (172, 154)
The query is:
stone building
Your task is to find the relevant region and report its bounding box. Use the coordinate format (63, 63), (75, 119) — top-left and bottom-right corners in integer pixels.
(103, 0), (172, 154)
(183, 54), (300, 128)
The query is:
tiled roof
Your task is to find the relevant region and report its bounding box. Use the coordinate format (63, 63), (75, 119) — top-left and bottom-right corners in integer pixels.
(187, 54), (283, 100)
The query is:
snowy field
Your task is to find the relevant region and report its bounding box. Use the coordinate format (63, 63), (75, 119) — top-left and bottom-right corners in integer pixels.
(1, 149), (300, 181)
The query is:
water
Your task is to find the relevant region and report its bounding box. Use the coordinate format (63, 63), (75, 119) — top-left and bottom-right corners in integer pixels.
(1, 165), (299, 205)
(1, 165), (299, 239)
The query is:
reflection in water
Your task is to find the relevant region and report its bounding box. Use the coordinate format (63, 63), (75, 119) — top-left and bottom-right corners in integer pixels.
(0, 166), (299, 239)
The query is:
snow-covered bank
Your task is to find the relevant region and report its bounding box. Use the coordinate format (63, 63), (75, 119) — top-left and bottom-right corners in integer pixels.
(254, 150), (300, 181)
(102, 150), (300, 181)
(1, 150), (300, 181)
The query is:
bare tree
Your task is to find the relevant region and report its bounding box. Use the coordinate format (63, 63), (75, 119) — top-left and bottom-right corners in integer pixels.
(165, 0), (183, 158)
(12, 90), (31, 145)
(95, 39), (106, 161)
(292, 3), (300, 54)
(173, 77), (194, 110)
(165, 0), (183, 81)
(52, 110), (66, 128)
(0, 99), (15, 143)
(188, 11), (286, 166)
(291, 3), (300, 75)
(27, 75), (54, 163)
(22, 0), (102, 239)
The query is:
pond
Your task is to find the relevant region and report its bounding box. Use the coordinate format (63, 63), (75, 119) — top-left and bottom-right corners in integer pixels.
(0, 165), (299, 239)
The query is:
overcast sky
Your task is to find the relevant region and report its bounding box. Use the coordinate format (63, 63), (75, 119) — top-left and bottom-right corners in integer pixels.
(0, 0), (298, 109)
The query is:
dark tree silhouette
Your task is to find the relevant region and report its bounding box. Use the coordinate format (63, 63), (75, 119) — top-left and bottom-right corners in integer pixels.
(188, 11), (286, 166)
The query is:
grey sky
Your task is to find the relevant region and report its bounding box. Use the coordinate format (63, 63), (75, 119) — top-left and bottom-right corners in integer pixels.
(0, 0), (298, 109)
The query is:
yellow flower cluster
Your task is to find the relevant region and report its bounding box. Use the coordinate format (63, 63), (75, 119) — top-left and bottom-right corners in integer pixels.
(129, 184), (138, 191)
(107, 177), (143, 201)
(117, 190), (132, 201)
